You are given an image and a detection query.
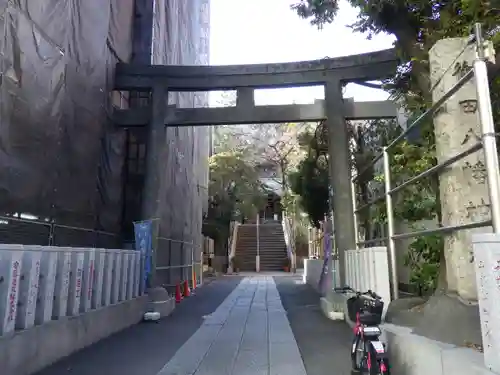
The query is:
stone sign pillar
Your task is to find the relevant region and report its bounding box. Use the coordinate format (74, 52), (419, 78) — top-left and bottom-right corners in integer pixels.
(324, 80), (357, 287)
(429, 37), (493, 301)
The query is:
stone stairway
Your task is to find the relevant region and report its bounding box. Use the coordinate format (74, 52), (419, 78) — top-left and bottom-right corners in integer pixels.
(234, 221), (289, 271)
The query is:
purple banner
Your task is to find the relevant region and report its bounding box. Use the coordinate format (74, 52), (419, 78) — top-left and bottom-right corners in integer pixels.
(318, 221), (332, 294)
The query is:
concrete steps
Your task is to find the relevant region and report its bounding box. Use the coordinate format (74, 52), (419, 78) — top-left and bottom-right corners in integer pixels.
(234, 223), (289, 271)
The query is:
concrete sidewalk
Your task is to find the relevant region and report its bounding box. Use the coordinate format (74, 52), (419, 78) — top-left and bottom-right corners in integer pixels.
(158, 276), (307, 375)
(36, 274), (352, 375)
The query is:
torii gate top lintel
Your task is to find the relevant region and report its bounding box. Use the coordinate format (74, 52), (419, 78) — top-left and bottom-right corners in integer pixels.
(115, 48), (399, 91)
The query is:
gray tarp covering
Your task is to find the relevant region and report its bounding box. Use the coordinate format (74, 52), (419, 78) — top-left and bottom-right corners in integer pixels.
(0, 0), (210, 264)
(152, 0), (210, 284)
(0, 0), (134, 245)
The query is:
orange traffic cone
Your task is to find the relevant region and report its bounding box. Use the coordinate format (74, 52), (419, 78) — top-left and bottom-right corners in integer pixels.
(175, 283), (183, 303)
(183, 280), (191, 297)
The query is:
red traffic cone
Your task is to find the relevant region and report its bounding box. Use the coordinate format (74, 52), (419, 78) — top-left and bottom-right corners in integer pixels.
(183, 280), (191, 297)
(175, 283), (182, 303)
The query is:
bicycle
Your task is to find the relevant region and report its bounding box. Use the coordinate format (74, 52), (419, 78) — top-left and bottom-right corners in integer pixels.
(337, 287), (389, 374)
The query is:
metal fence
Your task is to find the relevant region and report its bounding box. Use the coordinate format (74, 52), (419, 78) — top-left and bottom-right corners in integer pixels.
(0, 215), (120, 249)
(351, 24), (500, 299)
(155, 237), (202, 290)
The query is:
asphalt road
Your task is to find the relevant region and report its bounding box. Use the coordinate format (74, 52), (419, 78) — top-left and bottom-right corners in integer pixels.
(273, 275), (353, 375)
(35, 276), (243, 375)
(36, 274), (354, 375)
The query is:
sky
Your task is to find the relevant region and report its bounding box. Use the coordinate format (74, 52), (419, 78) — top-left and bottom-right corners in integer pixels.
(209, 0), (396, 106)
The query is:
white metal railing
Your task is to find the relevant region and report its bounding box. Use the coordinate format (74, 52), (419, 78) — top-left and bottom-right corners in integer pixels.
(0, 244), (142, 336)
(351, 24), (499, 301)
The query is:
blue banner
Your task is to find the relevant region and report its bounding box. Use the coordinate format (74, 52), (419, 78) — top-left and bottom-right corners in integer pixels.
(134, 220), (153, 289)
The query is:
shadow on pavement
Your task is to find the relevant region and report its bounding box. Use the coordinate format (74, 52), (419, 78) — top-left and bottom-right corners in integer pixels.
(35, 277), (242, 375)
(274, 275), (354, 375)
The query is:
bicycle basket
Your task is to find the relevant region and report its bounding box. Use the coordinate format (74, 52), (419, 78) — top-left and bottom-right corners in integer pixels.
(347, 295), (384, 325)
(359, 311), (382, 326)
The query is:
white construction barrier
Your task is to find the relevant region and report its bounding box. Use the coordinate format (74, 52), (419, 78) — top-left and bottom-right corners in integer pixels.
(0, 245), (144, 339)
(345, 247), (391, 314)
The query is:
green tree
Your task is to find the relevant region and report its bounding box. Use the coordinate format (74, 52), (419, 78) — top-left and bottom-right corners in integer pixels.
(204, 151), (267, 255)
(291, 0), (500, 295)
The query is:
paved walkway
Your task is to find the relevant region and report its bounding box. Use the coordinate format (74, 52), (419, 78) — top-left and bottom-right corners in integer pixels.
(158, 276), (306, 375)
(36, 274), (352, 375)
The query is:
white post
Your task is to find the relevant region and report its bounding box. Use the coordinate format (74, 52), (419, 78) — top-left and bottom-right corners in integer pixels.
(35, 248), (58, 325)
(52, 248), (72, 319)
(93, 249), (106, 309)
(256, 214), (260, 272)
(134, 250), (141, 297)
(16, 248), (42, 330)
(67, 250), (84, 316)
(383, 148), (398, 299)
(120, 251), (129, 301)
(102, 250), (114, 306)
(126, 250), (135, 299)
(80, 248), (95, 313)
(0, 245), (23, 335)
(111, 250), (121, 304)
(472, 233), (500, 373)
(473, 24), (500, 231)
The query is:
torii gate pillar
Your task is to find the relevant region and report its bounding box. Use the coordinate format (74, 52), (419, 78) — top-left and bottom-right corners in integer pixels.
(325, 80), (356, 287)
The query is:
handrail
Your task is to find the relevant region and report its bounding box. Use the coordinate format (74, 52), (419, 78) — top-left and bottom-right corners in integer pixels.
(228, 221), (239, 263)
(352, 69), (474, 183)
(389, 141), (483, 196)
(350, 24), (500, 301)
(282, 214), (294, 254)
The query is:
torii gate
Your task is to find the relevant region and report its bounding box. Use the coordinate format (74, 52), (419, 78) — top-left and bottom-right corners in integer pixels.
(113, 48), (399, 286)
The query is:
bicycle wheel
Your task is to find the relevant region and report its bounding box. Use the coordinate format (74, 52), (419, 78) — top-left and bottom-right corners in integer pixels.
(350, 335), (364, 372)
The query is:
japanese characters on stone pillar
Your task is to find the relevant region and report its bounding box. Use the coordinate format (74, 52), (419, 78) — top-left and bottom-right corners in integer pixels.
(429, 38), (494, 301)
